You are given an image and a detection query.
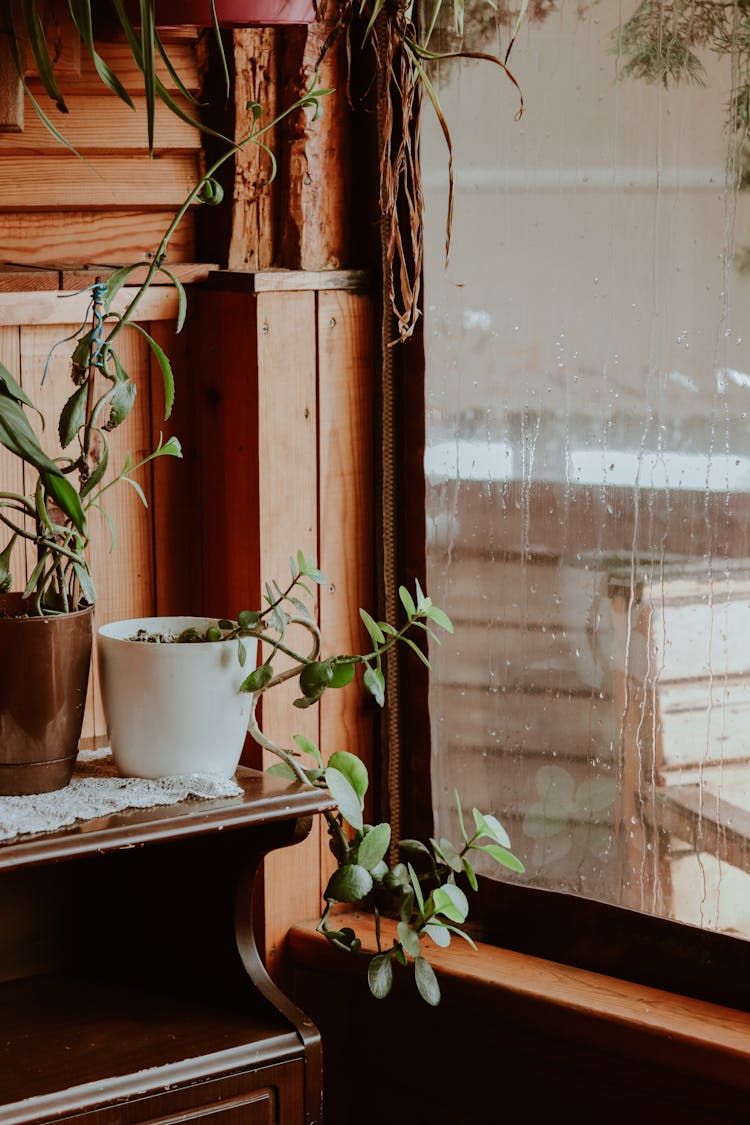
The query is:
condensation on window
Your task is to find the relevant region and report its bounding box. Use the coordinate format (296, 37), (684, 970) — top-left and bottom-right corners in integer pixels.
(423, 1), (750, 935)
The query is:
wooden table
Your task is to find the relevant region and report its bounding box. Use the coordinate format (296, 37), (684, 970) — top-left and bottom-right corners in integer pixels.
(0, 768), (335, 1125)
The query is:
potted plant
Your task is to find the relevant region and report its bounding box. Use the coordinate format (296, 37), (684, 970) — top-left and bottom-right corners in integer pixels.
(0, 78), (328, 796)
(97, 551), (526, 1004)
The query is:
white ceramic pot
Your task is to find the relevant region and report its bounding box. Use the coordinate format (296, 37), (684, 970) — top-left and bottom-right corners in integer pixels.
(97, 617), (258, 780)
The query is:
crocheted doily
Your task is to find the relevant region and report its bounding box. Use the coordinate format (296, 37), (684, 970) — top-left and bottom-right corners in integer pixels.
(0, 749), (243, 842)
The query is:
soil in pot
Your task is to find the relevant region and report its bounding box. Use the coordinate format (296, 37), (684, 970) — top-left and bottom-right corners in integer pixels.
(0, 594), (94, 795)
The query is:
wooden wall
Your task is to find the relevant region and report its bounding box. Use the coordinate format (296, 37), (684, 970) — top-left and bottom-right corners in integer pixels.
(0, 20), (203, 269)
(189, 270), (375, 979)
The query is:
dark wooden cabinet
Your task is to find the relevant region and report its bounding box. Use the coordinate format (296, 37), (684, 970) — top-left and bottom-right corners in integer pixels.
(0, 769), (335, 1125)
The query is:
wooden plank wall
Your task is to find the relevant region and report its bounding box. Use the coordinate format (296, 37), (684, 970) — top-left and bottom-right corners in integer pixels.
(191, 272), (375, 979)
(0, 21), (202, 268)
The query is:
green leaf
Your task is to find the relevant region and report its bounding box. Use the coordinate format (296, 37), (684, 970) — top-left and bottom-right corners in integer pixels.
(462, 856), (478, 892)
(401, 634), (430, 668)
(71, 561), (96, 606)
(266, 762), (297, 781)
(397, 921), (422, 959)
(239, 661), (274, 693)
(398, 888), (415, 924)
(237, 609), (260, 629)
(0, 396), (62, 477)
(423, 923), (451, 949)
(69, 0), (136, 110)
(329, 657), (357, 688)
(0, 534), (13, 592)
(414, 955), (441, 1006)
(43, 472), (87, 536)
(357, 822), (391, 872)
(324, 766), (363, 831)
(367, 953), (393, 1000)
(399, 584), (416, 618)
(426, 605), (454, 633)
(123, 476), (148, 507)
(58, 382), (89, 449)
(430, 883), (469, 923)
(127, 322), (174, 419)
(407, 862), (425, 914)
(104, 379), (137, 432)
(398, 838), (432, 864)
(299, 659), (334, 698)
(157, 266), (188, 333)
(363, 665), (385, 707)
(324, 863), (373, 903)
(0, 362), (35, 411)
(432, 836), (463, 873)
(472, 808), (511, 848)
(414, 578), (429, 612)
(22, 0), (67, 112)
(360, 607), (385, 646)
(103, 264), (143, 309)
(455, 790), (469, 845)
(327, 750), (369, 804)
(293, 734), (322, 765)
(472, 842), (525, 873)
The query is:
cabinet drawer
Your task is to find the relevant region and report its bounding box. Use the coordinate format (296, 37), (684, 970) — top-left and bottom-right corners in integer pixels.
(54, 1063), (305, 1125)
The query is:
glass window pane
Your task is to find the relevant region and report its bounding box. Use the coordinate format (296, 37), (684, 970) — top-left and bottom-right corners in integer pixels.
(423, 1), (750, 936)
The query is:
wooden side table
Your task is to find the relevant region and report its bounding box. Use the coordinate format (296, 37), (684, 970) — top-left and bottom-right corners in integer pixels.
(0, 768), (335, 1125)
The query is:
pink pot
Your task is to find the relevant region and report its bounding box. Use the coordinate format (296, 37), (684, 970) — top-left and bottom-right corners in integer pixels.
(127, 0), (317, 26)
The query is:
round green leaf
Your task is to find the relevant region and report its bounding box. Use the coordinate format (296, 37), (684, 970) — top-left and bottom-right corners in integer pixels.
(327, 750), (368, 804)
(414, 955), (441, 1006)
(324, 766), (364, 831)
(329, 658), (357, 688)
(239, 661), (273, 693)
(367, 953), (393, 1000)
(397, 920), (422, 959)
(324, 863), (373, 904)
(357, 822), (391, 872)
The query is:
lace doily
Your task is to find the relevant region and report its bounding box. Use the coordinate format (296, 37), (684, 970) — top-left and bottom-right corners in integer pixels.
(0, 749), (243, 842)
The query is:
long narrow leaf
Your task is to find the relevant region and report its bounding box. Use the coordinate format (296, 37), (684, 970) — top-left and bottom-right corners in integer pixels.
(21, 0), (66, 111)
(139, 0), (156, 153)
(125, 322), (174, 418)
(68, 0), (135, 109)
(156, 266), (187, 333)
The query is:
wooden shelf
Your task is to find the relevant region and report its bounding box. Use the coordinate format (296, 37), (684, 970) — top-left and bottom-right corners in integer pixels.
(0, 768), (336, 1125)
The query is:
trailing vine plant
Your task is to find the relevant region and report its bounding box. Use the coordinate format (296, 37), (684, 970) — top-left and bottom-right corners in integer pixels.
(177, 552), (525, 1005)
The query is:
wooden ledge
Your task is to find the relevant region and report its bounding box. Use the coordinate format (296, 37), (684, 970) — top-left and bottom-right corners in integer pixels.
(207, 269), (373, 294)
(288, 911), (750, 1082)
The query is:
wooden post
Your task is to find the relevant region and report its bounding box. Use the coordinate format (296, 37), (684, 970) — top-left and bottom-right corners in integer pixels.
(277, 15), (353, 270)
(0, 36), (23, 134)
(227, 29), (280, 272)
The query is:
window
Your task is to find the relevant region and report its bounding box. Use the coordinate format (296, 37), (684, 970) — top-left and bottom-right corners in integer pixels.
(421, 0), (750, 952)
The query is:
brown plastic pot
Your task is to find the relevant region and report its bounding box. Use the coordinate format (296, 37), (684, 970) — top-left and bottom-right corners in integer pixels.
(125, 0), (317, 27)
(0, 594), (94, 795)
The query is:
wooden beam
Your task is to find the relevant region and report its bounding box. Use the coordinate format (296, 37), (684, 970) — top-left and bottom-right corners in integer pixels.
(208, 268), (372, 293)
(0, 286), (179, 326)
(0, 154), (202, 209)
(0, 210), (196, 269)
(0, 96), (199, 154)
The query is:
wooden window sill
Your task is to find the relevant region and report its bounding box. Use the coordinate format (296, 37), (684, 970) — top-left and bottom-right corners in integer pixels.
(288, 910), (750, 1094)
